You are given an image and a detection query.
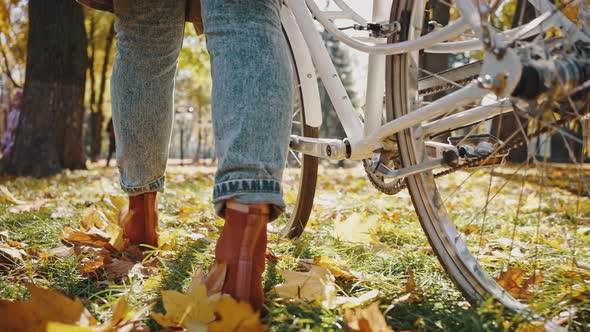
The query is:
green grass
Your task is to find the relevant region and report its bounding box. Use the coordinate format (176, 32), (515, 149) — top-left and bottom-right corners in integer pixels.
(0, 164), (588, 331)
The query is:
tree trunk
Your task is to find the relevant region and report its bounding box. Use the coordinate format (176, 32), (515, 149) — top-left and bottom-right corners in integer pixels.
(89, 20), (115, 162)
(3, 0), (87, 176)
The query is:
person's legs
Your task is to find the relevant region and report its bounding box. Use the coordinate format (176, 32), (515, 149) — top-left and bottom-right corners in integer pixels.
(111, 0), (185, 246)
(201, 0), (293, 310)
(201, 0), (293, 220)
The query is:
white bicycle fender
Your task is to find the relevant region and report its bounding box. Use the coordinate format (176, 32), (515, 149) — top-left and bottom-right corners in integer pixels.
(281, 5), (323, 128)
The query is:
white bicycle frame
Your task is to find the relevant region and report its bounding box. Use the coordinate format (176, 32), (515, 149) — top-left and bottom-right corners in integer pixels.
(283, 0), (583, 167)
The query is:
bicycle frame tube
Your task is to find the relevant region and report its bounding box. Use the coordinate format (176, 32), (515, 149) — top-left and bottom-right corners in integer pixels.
(363, 0), (390, 137)
(287, 0), (364, 139)
(350, 83), (489, 159)
(286, 0), (565, 161)
(306, 0), (470, 56)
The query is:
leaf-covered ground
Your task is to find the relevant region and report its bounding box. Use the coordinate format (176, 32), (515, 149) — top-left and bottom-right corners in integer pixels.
(0, 163), (588, 331)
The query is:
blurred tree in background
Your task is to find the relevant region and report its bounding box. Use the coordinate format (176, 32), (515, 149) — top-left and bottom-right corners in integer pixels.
(3, 0), (87, 176)
(0, 0), (27, 88)
(85, 10), (116, 162)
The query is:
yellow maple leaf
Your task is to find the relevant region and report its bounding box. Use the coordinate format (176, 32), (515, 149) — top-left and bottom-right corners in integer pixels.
(332, 213), (379, 244)
(208, 296), (266, 332)
(151, 278), (215, 330)
(273, 266), (337, 307)
(0, 284), (96, 332)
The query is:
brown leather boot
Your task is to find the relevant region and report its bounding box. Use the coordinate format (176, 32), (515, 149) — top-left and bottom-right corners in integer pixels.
(208, 200), (269, 311)
(120, 192), (159, 248)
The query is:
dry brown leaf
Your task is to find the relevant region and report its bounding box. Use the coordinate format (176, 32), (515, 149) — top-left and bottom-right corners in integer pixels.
(494, 267), (543, 300)
(273, 266), (337, 307)
(390, 269), (422, 305)
(61, 227), (116, 251)
(105, 258), (137, 279)
(208, 296), (266, 332)
(79, 253), (109, 277)
(0, 284), (96, 331)
(405, 269), (416, 293)
(344, 302), (393, 332)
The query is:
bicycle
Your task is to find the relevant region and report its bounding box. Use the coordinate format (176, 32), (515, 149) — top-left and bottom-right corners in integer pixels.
(276, 0), (590, 330)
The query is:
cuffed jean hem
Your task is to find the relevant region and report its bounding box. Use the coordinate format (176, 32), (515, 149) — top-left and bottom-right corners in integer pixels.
(120, 175), (166, 196)
(213, 178), (285, 221)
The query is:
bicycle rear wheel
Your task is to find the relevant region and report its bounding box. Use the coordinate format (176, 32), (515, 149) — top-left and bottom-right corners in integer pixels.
(387, 0), (590, 329)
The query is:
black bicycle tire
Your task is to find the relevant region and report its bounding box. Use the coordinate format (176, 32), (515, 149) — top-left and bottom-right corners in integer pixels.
(280, 27), (319, 239)
(386, 0), (530, 313)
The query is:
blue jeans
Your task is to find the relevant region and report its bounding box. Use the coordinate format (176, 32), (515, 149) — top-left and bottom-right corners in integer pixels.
(111, 0), (292, 220)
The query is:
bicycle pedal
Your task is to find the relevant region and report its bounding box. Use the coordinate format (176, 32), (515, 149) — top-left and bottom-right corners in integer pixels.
(448, 134), (509, 167)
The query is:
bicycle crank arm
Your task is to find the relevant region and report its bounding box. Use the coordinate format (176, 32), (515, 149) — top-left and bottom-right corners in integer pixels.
(289, 135), (350, 160)
(372, 158), (446, 181)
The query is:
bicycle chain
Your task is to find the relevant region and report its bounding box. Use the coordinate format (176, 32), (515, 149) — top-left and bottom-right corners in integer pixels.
(369, 110), (586, 195)
(418, 76), (479, 96)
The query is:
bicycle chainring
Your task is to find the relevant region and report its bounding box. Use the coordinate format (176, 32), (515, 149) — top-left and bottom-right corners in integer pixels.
(364, 145), (406, 195)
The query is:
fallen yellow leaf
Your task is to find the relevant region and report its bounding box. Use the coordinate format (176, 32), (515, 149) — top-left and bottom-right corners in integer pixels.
(208, 296), (266, 332)
(336, 289), (380, 308)
(80, 206), (109, 231)
(150, 276), (215, 330)
(313, 256), (356, 280)
(0, 185), (26, 204)
(61, 227), (116, 251)
(344, 302), (393, 332)
(495, 267), (543, 300)
(0, 284), (96, 332)
(273, 266), (337, 307)
(333, 213), (379, 244)
(46, 322), (92, 332)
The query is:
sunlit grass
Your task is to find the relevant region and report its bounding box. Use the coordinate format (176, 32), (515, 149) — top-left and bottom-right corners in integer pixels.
(0, 163), (588, 330)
